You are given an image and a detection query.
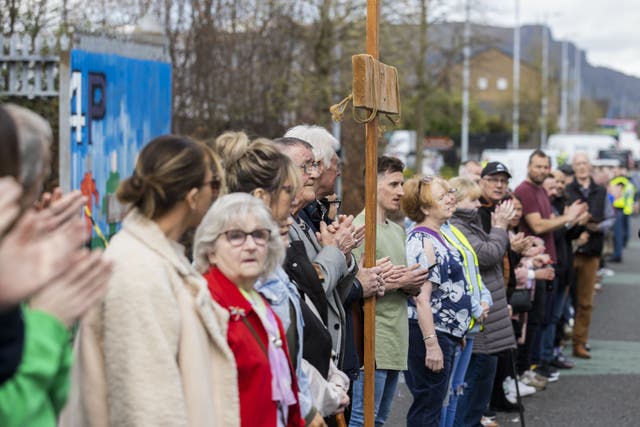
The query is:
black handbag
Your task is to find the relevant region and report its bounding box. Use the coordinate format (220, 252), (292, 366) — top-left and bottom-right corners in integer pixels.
(509, 288), (532, 313)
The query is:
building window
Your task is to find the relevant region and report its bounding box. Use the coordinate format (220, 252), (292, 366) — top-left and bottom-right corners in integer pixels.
(497, 77), (508, 91)
(477, 77), (488, 90)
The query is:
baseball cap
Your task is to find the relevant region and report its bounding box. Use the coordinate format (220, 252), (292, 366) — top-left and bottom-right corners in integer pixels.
(559, 163), (574, 176)
(481, 161), (512, 178)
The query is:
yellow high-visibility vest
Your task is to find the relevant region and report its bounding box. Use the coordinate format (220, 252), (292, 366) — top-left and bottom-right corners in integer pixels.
(442, 224), (486, 330)
(610, 176), (636, 215)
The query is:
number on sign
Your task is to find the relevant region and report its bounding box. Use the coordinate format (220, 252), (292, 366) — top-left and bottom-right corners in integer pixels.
(70, 71), (86, 144)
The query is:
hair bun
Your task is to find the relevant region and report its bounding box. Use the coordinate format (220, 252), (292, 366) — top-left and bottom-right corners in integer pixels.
(117, 172), (149, 205)
(213, 131), (250, 165)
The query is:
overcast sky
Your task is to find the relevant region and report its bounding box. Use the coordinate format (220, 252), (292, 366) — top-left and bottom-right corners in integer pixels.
(447, 0), (640, 78)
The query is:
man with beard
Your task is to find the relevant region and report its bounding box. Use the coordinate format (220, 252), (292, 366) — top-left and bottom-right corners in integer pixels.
(514, 150), (585, 380)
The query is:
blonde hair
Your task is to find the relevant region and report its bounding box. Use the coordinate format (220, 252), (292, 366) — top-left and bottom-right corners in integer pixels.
(449, 177), (482, 204)
(225, 139), (301, 198)
(208, 131), (250, 166)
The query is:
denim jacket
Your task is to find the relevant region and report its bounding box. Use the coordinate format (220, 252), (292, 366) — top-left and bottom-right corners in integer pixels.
(256, 266), (315, 422)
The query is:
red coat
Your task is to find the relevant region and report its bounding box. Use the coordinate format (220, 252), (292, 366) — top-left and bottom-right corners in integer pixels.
(205, 267), (304, 427)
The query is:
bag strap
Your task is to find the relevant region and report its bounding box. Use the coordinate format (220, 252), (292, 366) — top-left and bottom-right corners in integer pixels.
(241, 317), (268, 358)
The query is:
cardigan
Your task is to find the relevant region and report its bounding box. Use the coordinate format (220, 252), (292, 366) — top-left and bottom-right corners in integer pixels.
(60, 210), (239, 427)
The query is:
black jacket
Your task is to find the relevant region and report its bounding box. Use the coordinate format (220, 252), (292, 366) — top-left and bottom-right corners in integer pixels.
(0, 306), (24, 385)
(565, 178), (607, 257)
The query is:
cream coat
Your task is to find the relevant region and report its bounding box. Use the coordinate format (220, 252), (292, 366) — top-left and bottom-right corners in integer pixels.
(59, 210), (239, 427)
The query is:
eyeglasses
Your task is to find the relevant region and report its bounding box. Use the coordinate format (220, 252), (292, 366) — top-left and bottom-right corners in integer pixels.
(438, 188), (457, 201)
(483, 176), (510, 186)
(202, 176), (222, 192)
(221, 229), (271, 247)
(299, 161), (321, 175)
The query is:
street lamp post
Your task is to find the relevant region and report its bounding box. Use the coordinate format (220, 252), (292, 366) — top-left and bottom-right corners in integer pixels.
(512, 0), (520, 149)
(461, 0), (470, 161)
(540, 22), (549, 148)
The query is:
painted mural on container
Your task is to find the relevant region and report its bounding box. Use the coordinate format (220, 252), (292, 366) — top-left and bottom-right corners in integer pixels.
(69, 49), (171, 247)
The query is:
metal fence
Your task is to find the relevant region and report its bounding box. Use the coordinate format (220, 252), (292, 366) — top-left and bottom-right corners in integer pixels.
(0, 33), (69, 98)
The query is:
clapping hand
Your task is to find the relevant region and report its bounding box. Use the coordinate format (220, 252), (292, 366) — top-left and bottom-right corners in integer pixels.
(492, 200), (516, 229)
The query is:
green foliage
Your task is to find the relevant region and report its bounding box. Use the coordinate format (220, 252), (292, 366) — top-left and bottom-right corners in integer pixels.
(402, 88), (490, 137)
(439, 165), (456, 179)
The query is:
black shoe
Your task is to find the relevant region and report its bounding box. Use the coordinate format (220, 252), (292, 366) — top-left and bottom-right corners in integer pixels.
(484, 409), (497, 418)
(608, 256), (622, 263)
(550, 355), (575, 369)
(534, 363), (560, 382)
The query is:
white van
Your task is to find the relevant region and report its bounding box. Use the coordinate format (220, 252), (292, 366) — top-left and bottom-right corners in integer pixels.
(547, 134), (617, 163)
(480, 149), (559, 188)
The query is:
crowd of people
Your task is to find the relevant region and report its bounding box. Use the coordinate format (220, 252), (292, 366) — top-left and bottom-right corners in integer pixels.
(0, 102), (637, 427)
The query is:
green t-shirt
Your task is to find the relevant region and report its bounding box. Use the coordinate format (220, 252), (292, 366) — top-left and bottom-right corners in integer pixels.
(353, 212), (408, 371)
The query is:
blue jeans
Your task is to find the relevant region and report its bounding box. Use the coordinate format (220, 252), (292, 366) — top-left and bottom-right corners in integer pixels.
(349, 369), (399, 427)
(623, 213), (630, 247)
(440, 337), (475, 427)
(540, 277), (559, 363)
(613, 208), (624, 259)
(405, 321), (460, 427)
(452, 353), (498, 427)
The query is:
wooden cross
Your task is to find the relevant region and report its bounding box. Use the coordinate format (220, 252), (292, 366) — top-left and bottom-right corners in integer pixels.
(331, 2), (399, 426)
(361, 2), (399, 426)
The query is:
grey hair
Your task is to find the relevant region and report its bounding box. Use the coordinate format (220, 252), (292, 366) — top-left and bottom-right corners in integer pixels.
(284, 124), (339, 168)
(193, 193), (285, 276)
(272, 136), (312, 152)
(572, 151), (590, 165)
(4, 104), (52, 200)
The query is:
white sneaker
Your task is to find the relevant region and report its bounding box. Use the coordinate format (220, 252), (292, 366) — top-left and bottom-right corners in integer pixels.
(598, 268), (615, 277)
(504, 390), (517, 404)
(503, 376), (536, 397)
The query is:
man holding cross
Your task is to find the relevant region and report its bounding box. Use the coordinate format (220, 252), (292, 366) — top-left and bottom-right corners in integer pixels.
(348, 156), (428, 427)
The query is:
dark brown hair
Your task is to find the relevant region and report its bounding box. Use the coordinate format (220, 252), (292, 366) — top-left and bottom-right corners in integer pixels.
(528, 149), (550, 165)
(117, 135), (219, 219)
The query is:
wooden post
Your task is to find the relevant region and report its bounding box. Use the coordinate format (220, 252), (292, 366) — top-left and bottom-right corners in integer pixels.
(363, 1), (379, 427)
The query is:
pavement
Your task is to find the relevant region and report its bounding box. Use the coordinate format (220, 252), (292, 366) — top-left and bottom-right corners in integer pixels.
(384, 216), (640, 427)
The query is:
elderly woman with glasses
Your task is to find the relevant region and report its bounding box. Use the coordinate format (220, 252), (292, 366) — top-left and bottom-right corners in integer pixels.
(401, 176), (473, 427)
(194, 193), (304, 427)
